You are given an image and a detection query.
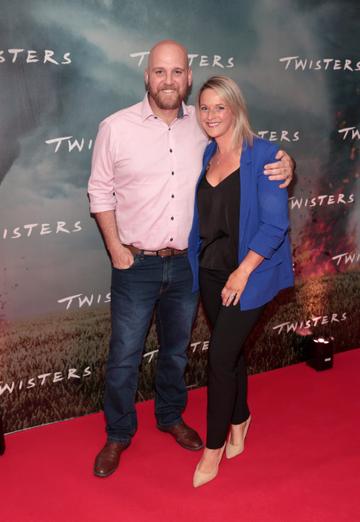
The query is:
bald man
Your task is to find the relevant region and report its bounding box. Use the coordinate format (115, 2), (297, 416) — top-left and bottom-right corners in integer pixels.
(88, 40), (294, 478)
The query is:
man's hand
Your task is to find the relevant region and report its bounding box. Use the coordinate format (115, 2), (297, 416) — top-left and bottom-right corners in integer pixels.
(264, 150), (295, 188)
(110, 243), (134, 269)
(93, 211), (134, 269)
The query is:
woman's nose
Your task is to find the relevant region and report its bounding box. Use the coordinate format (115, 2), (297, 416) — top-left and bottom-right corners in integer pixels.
(207, 108), (217, 118)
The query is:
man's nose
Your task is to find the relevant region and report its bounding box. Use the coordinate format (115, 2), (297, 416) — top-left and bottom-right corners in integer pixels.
(164, 71), (173, 84)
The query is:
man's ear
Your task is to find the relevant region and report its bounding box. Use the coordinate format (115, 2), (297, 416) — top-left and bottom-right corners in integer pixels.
(188, 68), (193, 88)
(144, 69), (149, 89)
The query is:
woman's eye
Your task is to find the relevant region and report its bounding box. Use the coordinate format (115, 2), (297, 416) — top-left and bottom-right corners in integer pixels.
(200, 106), (208, 111)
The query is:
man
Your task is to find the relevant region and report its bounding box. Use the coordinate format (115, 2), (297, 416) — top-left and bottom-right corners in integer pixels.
(88, 40), (294, 478)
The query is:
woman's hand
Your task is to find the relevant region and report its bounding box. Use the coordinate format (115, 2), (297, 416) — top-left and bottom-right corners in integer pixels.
(221, 268), (249, 307)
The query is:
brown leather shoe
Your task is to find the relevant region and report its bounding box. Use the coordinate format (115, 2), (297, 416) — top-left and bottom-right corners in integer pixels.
(158, 420), (204, 451)
(93, 441), (130, 478)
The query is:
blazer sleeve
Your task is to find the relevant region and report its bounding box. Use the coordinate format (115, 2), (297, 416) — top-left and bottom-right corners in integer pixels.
(248, 143), (289, 259)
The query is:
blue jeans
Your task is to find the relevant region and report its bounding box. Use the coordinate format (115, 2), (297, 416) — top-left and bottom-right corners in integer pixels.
(104, 253), (199, 443)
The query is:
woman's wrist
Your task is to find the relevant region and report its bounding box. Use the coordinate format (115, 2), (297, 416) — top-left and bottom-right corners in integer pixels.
(236, 263), (252, 278)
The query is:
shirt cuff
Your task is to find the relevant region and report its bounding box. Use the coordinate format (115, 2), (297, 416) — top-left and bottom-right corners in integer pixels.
(89, 202), (116, 213)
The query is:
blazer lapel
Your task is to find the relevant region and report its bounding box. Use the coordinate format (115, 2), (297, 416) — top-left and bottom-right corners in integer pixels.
(198, 140), (216, 187)
(239, 140), (253, 261)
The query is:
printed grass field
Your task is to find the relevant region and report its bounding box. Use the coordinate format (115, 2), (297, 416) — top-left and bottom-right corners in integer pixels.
(0, 272), (358, 433)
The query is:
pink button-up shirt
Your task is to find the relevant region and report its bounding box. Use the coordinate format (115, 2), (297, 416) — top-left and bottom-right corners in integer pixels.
(88, 95), (208, 250)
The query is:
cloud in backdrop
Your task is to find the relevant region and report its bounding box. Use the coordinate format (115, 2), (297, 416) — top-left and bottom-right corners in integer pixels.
(0, 0), (357, 318)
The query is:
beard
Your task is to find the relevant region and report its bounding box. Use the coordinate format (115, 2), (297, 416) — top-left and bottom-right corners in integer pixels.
(147, 84), (184, 110)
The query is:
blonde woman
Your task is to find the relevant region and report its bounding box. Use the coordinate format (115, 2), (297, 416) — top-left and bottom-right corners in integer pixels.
(188, 76), (294, 487)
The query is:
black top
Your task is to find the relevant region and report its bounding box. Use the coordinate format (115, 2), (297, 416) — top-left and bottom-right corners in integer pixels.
(197, 168), (240, 271)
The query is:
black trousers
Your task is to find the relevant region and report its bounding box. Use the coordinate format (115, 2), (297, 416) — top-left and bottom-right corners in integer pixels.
(199, 268), (264, 449)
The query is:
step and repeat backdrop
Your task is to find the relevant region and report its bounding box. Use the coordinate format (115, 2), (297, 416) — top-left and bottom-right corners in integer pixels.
(0, 0), (359, 433)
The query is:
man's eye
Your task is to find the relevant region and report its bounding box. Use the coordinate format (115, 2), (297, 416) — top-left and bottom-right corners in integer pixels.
(155, 70), (163, 75)
(174, 70), (183, 75)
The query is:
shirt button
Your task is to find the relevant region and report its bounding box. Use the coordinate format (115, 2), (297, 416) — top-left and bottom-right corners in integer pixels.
(171, 171), (174, 175)
(169, 148), (173, 153)
(168, 127), (171, 131)
(170, 238), (173, 242)
(154, 116), (158, 119)
(171, 194), (174, 198)
(171, 217), (174, 220)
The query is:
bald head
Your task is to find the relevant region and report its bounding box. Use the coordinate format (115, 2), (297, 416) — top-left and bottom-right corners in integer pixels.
(145, 39), (192, 116)
(147, 40), (189, 70)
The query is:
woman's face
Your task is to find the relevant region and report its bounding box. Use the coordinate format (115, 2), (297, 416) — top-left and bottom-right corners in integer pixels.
(199, 88), (235, 141)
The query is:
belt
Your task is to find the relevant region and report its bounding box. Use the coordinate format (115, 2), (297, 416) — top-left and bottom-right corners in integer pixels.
(124, 244), (188, 258)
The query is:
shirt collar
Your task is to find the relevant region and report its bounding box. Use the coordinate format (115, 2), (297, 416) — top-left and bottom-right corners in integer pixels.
(141, 93), (190, 121)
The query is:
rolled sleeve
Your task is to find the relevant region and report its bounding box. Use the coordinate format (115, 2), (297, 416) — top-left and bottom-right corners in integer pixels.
(88, 121), (116, 213)
(248, 145), (289, 259)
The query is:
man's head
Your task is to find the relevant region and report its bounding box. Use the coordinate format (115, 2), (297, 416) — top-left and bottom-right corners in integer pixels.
(145, 40), (192, 111)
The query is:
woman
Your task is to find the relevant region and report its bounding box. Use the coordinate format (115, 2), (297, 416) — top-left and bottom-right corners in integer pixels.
(188, 76), (294, 487)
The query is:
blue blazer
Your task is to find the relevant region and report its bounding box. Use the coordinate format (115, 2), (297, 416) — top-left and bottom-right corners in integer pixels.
(188, 137), (294, 310)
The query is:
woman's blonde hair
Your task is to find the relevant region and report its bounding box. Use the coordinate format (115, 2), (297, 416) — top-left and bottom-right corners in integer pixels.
(197, 75), (254, 147)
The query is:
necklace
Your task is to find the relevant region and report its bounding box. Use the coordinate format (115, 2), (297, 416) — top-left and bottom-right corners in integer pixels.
(212, 146), (241, 166)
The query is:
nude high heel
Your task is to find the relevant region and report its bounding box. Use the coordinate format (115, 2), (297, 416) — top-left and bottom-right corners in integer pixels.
(225, 415), (252, 459)
(193, 444), (226, 488)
